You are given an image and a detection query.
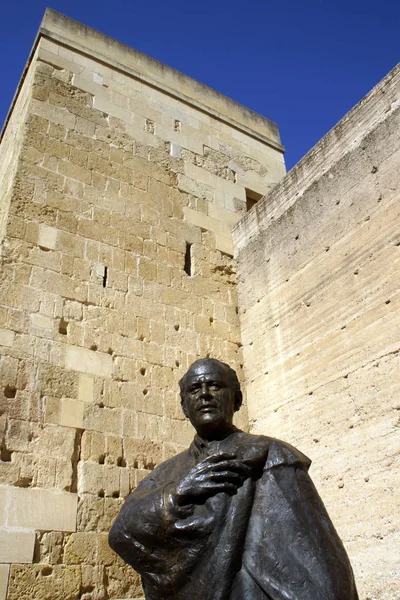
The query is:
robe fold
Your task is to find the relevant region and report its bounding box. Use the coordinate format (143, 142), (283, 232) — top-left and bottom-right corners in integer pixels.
(109, 429), (358, 600)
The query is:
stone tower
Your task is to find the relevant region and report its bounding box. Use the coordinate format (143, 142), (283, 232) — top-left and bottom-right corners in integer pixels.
(0, 10), (285, 599)
(2, 8), (399, 600)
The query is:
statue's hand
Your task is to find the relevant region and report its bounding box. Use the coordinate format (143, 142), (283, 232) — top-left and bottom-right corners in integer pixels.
(173, 453), (252, 506)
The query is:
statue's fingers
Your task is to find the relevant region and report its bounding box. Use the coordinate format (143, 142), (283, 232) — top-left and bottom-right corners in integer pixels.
(223, 459), (252, 476)
(207, 470), (243, 484)
(205, 459), (251, 476)
(202, 453), (236, 464)
(201, 481), (238, 495)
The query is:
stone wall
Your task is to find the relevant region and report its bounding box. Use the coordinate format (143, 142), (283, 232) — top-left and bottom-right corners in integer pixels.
(233, 64), (400, 600)
(0, 10), (285, 600)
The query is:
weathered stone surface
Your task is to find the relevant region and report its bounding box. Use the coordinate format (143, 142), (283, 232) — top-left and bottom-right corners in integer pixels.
(7, 565), (81, 600)
(233, 63), (400, 600)
(1, 7), (270, 589)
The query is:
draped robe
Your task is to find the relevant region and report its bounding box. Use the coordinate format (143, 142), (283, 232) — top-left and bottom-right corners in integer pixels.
(109, 429), (358, 600)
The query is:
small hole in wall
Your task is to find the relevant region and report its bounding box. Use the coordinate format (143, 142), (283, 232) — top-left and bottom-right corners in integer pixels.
(90, 344), (98, 351)
(98, 455), (105, 465)
(173, 119), (181, 132)
(4, 386), (16, 399)
(175, 360), (180, 367)
(184, 243), (192, 276)
(140, 367), (146, 376)
(143, 389), (148, 396)
(174, 324), (180, 331)
(41, 567), (53, 577)
(0, 446), (12, 462)
(117, 457), (126, 467)
(112, 491), (120, 498)
(15, 476), (32, 488)
(59, 318), (68, 335)
(98, 489), (105, 498)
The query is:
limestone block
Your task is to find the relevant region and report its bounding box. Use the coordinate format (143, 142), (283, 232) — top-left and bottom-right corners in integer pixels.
(208, 203), (241, 227)
(64, 531), (119, 566)
(77, 462), (120, 497)
(7, 564), (81, 600)
(45, 396), (84, 429)
(178, 174), (214, 202)
(38, 224), (58, 250)
(0, 529), (35, 563)
(30, 98), (76, 129)
(7, 487), (77, 531)
(77, 494), (123, 532)
(81, 430), (106, 462)
(0, 564), (9, 600)
(83, 404), (122, 435)
(65, 345), (113, 378)
(78, 374), (94, 403)
(31, 313), (53, 330)
(215, 233), (234, 256)
(183, 207), (222, 235)
(123, 438), (162, 469)
(0, 329), (14, 347)
(0, 494), (6, 527)
(106, 563), (143, 599)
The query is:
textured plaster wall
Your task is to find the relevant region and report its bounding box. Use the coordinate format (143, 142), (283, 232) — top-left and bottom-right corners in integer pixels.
(233, 64), (400, 600)
(0, 11), (285, 600)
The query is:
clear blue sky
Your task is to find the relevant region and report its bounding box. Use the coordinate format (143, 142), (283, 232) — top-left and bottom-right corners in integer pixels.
(1, 0), (398, 170)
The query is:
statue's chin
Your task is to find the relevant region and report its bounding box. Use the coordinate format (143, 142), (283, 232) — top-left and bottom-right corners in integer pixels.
(193, 417), (233, 440)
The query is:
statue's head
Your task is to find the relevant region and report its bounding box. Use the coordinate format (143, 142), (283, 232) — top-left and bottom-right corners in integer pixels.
(179, 358), (242, 439)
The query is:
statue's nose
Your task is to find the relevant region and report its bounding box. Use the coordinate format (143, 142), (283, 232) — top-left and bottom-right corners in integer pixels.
(199, 383), (211, 397)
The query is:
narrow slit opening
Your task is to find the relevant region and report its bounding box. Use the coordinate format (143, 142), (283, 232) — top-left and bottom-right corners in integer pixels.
(184, 243), (192, 276)
(102, 266), (108, 288)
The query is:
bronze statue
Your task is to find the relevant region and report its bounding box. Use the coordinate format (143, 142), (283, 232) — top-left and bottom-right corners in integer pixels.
(109, 358), (358, 599)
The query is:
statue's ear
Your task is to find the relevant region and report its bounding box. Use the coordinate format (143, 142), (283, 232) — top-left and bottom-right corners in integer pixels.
(181, 397), (189, 418)
(234, 391), (243, 412)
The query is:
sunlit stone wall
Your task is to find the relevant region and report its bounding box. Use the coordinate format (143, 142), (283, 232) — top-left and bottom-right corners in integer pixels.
(234, 64), (400, 600)
(0, 9), (285, 599)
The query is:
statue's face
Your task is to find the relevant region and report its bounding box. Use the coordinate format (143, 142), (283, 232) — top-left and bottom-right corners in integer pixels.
(181, 361), (236, 439)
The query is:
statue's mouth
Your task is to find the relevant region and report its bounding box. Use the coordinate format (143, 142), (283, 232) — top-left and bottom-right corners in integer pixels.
(198, 404), (217, 413)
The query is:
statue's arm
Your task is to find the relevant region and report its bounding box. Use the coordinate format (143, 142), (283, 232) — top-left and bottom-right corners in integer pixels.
(108, 467), (182, 572)
(109, 451), (252, 573)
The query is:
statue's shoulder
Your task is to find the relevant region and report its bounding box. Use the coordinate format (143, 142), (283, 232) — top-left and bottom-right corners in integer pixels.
(233, 430), (311, 471)
(265, 436), (311, 471)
